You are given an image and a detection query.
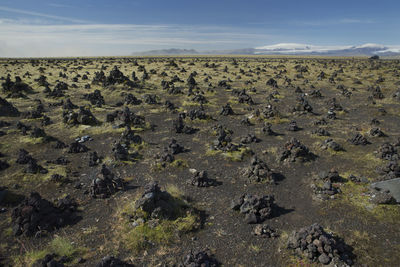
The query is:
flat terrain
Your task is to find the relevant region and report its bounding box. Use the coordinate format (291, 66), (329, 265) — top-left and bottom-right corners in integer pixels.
(0, 56), (400, 266)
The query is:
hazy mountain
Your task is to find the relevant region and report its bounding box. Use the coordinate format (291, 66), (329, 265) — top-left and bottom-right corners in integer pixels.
(133, 43), (400, 56)
(132, 48), (198, 56)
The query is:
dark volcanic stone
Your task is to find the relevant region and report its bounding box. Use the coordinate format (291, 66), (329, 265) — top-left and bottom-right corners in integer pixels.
(95, 255), (134, 267)
(68, 141), (88, 153)
(287, 223), (354, 265)
(348, 133), (369, 145)
(182, 249), (219, 267)
(219, 103), (234, 116)
(189, 170), (215, 187)
(90, 165), (125, 198)
(0, 97), (20, 117)
(11, 192), (78, 236)
(279, 138), (314, 162)
(242, 156), (275, 184)
(231, 194), (275, 224)
(32, 254), (65, 267)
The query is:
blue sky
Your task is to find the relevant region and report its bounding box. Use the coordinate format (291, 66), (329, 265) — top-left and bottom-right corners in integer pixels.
(0, 0), (399, 56)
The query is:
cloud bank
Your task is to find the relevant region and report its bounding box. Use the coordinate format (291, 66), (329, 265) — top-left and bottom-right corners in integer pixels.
(0, 18), (274, 57)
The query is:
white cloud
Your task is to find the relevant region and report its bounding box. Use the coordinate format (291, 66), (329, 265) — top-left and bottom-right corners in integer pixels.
(0, 6), (91, 24)
(299, 18), (375, 26)
(0, 19), (274, 57)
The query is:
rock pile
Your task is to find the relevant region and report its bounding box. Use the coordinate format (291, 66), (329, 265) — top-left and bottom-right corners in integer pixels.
(16, 149), (47, 174)
(11, 193), (77, 236)
(0, 159), (10, 171)
(89, 151), (102, 166)
(312, 128), (330, 137)
(33, 254), (65, 267)
(348, 133), (369, 145)
(279, 138), (314, 162)
(375, 142), (398, 160)
(288, 120), (299, 131)
(320, 139), (344, 151)
(242, 156), (275, 184)
(253, 224), (279, 238)
(219, 103), (234, 116)
(120, 126), (142, 146)
(90, 164), (124, 198)
(292, 97), (313, 113)
(261, 122), (276, 136)
(369, 187), (397, 204)
(113, 142), (137, 161)
(287, 223), (354, 265)
(95, 256), (134, 267)
(186, 107), (209, 120)
(167, 139), (185, 155)
(134, 182), (179, 220)
(83, 90), (105, 107)
(231, 194), (275, 224)
(0, 97), (20, 117)
(173, 116), (197, 134)
(370, 127), (385, 137)
(124, 93), (142, 105)
(182, 249), (219, 267)
(63, 106), (98, 126)
(68, 141), (88, 153)
(1, 75), (32, 97)
(311, 169), (342, 200)
(210, 125), (240, 153)
(376, 161), (400, 181)
(189, 170), (215, 187)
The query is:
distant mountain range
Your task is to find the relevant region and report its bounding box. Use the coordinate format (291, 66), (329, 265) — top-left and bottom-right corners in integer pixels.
(132, 43), (400, 57)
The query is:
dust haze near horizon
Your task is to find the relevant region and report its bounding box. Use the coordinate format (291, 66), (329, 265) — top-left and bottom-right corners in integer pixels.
(0, 0), (399, 57)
